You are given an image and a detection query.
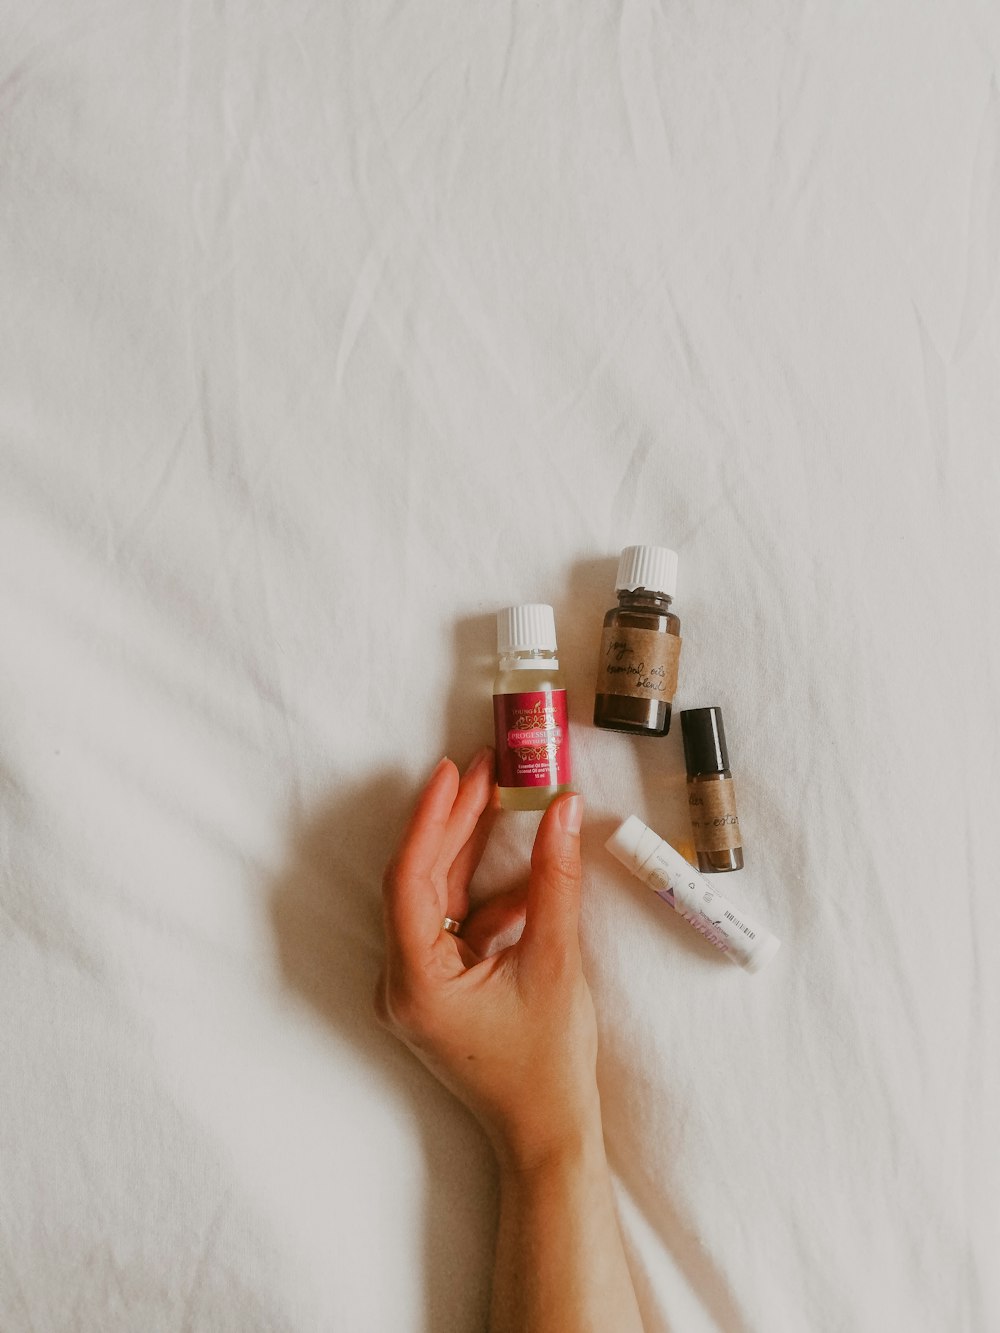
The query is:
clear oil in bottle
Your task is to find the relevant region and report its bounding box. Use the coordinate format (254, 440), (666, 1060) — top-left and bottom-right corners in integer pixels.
(492, 604), (573, 811)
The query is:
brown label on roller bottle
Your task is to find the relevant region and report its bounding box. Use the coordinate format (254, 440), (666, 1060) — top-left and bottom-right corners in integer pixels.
(596, 626), (681, 701)
(688, 778), (741, 852)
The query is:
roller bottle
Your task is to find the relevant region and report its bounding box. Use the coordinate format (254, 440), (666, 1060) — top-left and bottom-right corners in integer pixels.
(681, 706), (744, 873)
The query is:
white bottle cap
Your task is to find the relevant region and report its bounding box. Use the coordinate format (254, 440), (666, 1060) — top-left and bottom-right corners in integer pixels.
(615, 545), (678, 597)
(604, 815), (664, 873)
(497, 604), (558, 653)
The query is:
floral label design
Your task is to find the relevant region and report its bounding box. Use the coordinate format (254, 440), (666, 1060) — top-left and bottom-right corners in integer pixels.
(493, 690), (571, 788)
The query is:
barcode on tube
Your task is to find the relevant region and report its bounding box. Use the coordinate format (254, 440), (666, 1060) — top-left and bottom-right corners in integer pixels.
(724, 910), (756, 940)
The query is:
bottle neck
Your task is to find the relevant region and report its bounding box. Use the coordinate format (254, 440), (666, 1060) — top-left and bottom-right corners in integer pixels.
(616, 587), (672, 613)
(498, 648), (560, 671)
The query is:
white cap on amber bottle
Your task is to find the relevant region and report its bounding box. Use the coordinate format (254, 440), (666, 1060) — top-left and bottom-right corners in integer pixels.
(497, 604), (558, 653)
(615, 545), (678, 597)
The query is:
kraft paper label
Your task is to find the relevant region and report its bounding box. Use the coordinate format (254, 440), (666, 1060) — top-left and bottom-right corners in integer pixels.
(688, 777), (741, 852)
(596, 626), (681, 701)
(493, 690), (571, 789)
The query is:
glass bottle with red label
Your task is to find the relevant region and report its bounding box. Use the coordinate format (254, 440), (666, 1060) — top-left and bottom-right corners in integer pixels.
(492, 604), (573, 811)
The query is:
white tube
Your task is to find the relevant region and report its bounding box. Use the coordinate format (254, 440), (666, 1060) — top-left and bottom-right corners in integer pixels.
(605, 816), (781, 973)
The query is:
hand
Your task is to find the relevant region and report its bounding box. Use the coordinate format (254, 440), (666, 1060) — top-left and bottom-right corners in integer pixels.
(376, 749), (599, 1172)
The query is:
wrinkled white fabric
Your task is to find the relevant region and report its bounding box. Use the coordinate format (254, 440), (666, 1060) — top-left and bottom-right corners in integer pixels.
(1, 3), (998, 1330)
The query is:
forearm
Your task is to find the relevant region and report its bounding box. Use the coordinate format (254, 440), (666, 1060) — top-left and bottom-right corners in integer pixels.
(489, 1118), (644, 1333)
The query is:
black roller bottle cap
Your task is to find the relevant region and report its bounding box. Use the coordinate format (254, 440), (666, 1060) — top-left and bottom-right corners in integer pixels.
(681, 706), (730, 776)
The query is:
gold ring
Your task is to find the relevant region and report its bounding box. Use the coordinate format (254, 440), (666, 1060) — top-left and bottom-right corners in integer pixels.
(442, 916), (463, 936)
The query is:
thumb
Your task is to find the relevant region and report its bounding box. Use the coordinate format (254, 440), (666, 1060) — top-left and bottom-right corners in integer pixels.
(520, 793), (584, 959)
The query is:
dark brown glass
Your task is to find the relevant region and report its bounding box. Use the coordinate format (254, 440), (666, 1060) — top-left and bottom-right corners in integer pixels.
(688, 772), (744, 873)
(699, 845), (745, 873)
(593, 588), (680, 736)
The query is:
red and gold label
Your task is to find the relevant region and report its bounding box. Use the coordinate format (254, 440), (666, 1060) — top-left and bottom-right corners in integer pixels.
(493, 690), (571, 789)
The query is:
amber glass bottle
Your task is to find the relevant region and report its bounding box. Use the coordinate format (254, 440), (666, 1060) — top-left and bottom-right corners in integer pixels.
(681, 706), (744, 873)
(593, 545), (682, 736)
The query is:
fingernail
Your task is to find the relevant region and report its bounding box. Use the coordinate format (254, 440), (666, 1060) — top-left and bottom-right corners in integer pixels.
(462, 746), (492, 778)
(432, 756), (451, 777)
(558, 793), (583, 835)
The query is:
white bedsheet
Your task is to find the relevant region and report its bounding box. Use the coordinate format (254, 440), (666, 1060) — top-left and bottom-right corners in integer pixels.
(2, 3), (998, 1330)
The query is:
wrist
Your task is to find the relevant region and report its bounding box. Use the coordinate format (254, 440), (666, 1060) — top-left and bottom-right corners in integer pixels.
(494, 1102), (606, 1181)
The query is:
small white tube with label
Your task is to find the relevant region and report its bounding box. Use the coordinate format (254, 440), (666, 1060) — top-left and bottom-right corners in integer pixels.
(605, 816), (781, 973)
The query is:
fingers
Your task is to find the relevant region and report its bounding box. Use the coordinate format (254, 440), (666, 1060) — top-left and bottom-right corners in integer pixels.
(382, 749), (498, 970)
(460, 885), (528, 958)
(445, 761), (500, 919)
(382, 757), (581, 985)
(519, 793), (584, 962)
(437, 748), (495, 871)
(382, 757), (459, 963)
